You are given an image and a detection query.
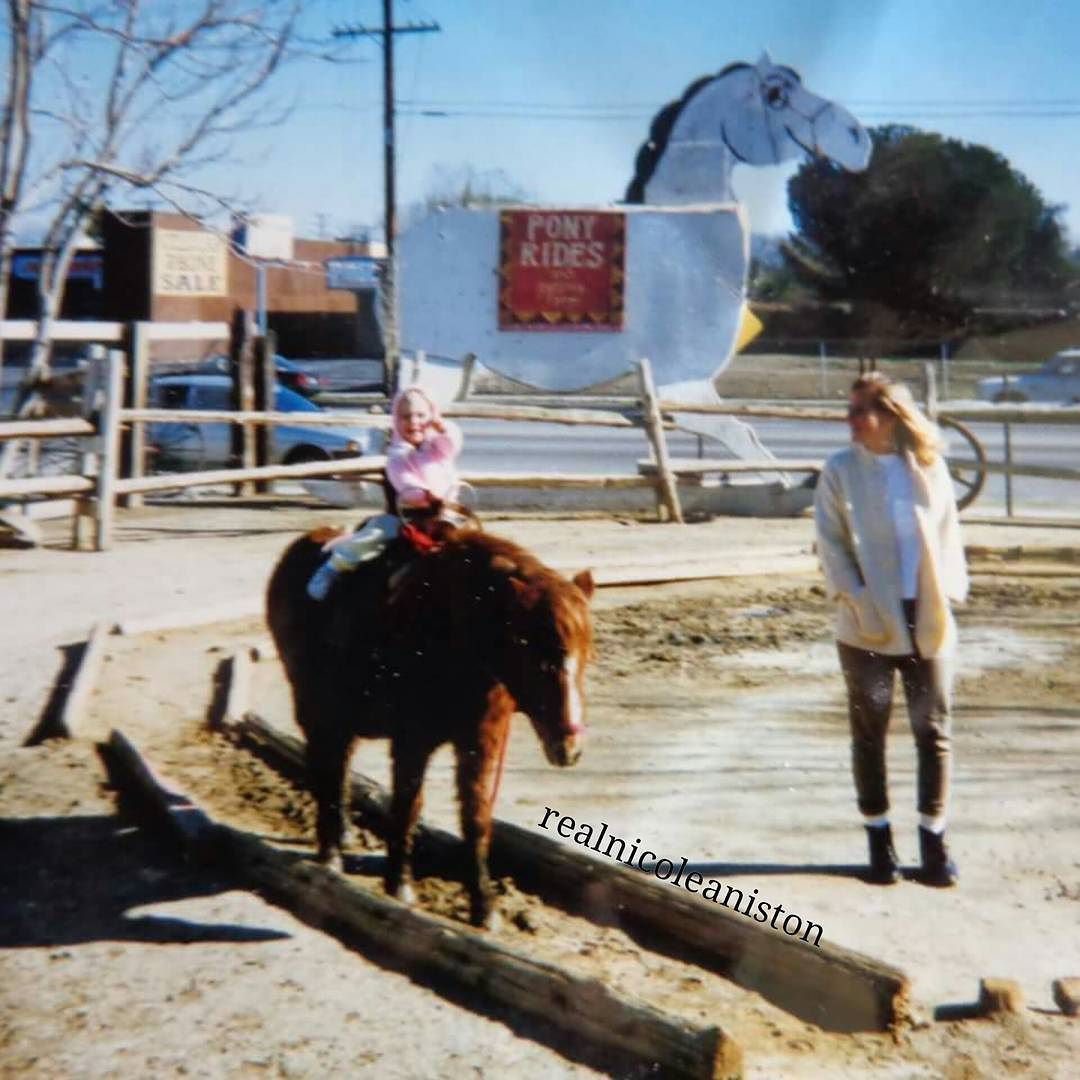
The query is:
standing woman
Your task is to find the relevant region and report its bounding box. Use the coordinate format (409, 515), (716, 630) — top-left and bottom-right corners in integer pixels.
(814, 373), (968, 886)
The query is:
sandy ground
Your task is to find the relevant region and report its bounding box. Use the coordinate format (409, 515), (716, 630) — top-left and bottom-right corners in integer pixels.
(2, 497), (1080, 1077)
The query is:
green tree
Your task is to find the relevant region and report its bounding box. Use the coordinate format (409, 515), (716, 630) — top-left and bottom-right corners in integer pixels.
(784, 125), (1075, 333)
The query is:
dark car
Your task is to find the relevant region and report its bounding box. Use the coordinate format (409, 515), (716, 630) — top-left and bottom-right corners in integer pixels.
(197, 353), (326, 397)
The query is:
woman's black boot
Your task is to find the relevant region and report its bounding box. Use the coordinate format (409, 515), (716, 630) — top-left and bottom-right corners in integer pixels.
(918, 827), (958, 887)
(865, 824), (901, 884)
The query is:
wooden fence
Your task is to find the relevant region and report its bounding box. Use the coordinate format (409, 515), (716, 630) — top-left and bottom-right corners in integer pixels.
(4, 334), (1080, 549)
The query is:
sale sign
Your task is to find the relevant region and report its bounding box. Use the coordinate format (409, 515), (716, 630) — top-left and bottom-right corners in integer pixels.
(498, 210), (625, 331)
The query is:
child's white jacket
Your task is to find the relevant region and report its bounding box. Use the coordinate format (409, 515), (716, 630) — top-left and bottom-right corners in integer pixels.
(814, 443), (969, 657)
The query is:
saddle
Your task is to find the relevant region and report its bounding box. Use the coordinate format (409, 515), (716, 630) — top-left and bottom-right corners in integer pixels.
(323, 501), (481, 652)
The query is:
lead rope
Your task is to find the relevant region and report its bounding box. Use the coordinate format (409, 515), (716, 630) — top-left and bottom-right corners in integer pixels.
(488, 718), (511, 809)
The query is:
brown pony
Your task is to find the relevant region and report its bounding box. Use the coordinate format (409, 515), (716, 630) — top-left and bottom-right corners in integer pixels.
(266, 526), (594, 927)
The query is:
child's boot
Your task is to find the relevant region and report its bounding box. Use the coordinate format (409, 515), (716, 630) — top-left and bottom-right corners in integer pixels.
(307, 560), (340, 601)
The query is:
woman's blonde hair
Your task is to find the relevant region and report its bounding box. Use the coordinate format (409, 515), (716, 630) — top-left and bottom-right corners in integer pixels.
(851, 373), (943, 466)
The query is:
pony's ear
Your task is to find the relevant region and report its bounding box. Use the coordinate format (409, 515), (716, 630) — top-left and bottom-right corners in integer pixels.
(508, 575), (542, 608)
(572, 569), (595, 600)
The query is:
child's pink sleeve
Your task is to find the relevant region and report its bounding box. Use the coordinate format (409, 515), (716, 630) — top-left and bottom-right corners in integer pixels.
(424, 420), (463, 464)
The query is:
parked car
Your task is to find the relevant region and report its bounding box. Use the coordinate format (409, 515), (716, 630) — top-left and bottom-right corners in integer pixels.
(976, 349), (1080, 404)
(147, 373), (383, 472)
(196, 353), (327, 397)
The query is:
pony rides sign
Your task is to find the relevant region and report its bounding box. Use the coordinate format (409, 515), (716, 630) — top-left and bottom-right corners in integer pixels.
(399, 54), (870, 395)
(497, 210), (626, 331)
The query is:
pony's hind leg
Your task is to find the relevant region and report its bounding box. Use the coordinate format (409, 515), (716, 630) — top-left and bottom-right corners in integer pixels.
(385, 739), (433, 905)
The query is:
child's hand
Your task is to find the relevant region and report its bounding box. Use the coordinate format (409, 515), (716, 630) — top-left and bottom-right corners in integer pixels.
(428, 417), (446, 434)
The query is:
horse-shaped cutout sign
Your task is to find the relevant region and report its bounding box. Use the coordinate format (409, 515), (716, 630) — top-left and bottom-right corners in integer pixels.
(267, 526), (594, 928)
(398, 53), (871, 396)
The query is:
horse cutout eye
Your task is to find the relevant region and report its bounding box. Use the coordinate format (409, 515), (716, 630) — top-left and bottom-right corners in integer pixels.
(765, 82), (789, 109)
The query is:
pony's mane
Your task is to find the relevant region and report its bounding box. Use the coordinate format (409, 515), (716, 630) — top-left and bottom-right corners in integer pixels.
(624, 63), (748, 204)
(445, 531), (592, 648)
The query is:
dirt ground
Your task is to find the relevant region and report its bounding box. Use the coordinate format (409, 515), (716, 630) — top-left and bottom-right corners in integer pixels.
(2, 500), (1079, 1077)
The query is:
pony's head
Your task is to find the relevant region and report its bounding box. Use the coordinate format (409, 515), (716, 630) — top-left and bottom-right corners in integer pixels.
(449, 535), (595, 768)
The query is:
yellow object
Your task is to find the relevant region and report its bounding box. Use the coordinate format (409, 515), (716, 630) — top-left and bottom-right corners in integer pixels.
(734, 304), (764, 354)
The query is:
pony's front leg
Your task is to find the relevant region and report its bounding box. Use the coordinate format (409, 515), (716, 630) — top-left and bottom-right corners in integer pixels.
(385, 739), (432, 905)
(455, 721), (506, 929)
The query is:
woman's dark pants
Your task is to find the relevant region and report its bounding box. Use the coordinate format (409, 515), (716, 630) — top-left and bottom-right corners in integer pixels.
(836, 607), (953, 821)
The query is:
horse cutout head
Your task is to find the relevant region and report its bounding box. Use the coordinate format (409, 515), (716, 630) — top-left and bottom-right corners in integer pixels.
(266, 525), (595, 927)
(627, 52), (871, 204)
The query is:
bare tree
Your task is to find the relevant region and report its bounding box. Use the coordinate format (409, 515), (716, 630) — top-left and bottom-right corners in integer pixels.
(404, 164), (532, 228)
(0, 0), (299, 460)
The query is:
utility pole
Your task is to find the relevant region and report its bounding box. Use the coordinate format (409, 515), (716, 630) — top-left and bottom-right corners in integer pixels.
(333, 3), (440, 393)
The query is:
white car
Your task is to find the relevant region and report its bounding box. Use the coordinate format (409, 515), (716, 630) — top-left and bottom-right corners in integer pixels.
(147, 373), (384, 471)
(976, 349), (1080, 404)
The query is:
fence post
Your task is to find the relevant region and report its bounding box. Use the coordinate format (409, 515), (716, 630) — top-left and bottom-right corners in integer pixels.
(254, 331), (277, 493)
(922, 362), (938, 421)
(71, 345), (106, 549)
(940, 341), (950, 400)
(1003, 421), (1014, 518)
(94, 349), (124, 551)
(454, 352), (477, 401)
(818, 341), (827, 398)
(229, 310), (256, 496)
(121, 321), (150, 509)
(635, 357), (684, 524)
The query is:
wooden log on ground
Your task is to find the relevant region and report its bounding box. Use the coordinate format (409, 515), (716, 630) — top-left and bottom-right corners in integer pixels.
(245, 638), (278, 662)
(237, 715), (910, 1033)
(222, 648), (253, 729)
(977, 978), (1025, 1016)
(53, 620), (110, 740)
(1051, 977), (1080, 1017)
(112, 599), (264, 636)
(105, 729), (741, 1080)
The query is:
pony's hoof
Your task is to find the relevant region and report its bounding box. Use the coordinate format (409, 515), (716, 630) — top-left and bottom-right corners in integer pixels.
(470, 905), (500, 931)
(385, 879), (416, 905)
(317, 850), (344, 873)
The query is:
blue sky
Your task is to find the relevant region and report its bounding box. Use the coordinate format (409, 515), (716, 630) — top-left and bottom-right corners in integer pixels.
(28, 0), (1080, 245)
